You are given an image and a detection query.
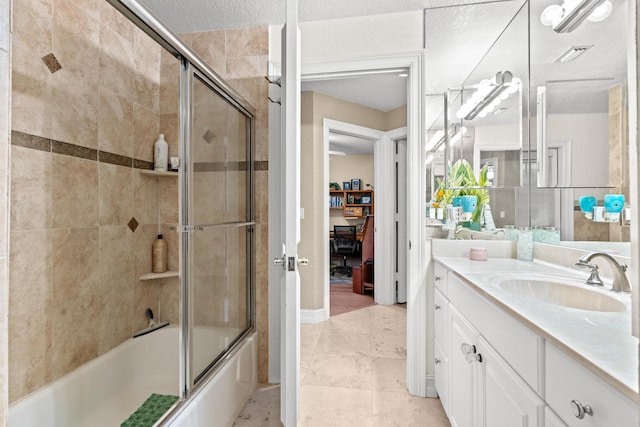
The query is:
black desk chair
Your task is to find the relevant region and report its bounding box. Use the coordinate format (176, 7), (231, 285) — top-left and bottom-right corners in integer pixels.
(331, 225), (358, 276)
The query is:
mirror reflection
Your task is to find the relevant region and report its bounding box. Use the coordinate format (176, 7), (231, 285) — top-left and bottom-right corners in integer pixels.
(426, 0), (630, 246)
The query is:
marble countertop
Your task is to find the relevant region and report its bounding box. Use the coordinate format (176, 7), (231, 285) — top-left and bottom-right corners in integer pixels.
(432, 256), (639, 400)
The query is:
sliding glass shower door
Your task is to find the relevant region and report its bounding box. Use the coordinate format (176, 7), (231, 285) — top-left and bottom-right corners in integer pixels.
(181, 69), (255, 389)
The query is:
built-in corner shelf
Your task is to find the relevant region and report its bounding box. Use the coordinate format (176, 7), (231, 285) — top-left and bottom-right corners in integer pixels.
(138, 271), (179, 281)
(139, 170), (178, 177)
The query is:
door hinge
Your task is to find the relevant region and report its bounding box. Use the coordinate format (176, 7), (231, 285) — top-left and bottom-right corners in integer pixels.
(287, 256), (296, 272)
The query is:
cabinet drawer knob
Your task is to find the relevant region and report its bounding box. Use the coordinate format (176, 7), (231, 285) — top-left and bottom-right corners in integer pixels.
(570, 400), (593, 419)
(435, 358), (441, 365)
(434, 275), (441, 282)
(435, 304), (441, 310)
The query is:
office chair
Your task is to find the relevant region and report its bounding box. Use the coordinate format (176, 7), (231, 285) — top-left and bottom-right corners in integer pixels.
(331, 225), (358, 276)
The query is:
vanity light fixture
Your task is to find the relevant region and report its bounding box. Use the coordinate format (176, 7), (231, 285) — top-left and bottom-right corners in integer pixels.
(554, 45), (594, 63)
(541, 0), (612, 33)
(456, 71), (519, 121)
(426, 126), (467, 152)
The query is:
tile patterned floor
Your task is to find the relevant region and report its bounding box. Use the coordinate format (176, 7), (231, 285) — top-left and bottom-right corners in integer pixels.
(235, 304), (451, 427)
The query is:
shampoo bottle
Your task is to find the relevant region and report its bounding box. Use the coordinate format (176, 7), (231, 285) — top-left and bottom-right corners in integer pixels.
(152, 234), (168, 273)
(154, 134), (168, 171)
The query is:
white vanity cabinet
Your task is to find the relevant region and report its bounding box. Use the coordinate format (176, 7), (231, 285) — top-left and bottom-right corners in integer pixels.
(546, 343), (639, 427)
(434, 263), (543, 427)
(433, 260), (639, 427)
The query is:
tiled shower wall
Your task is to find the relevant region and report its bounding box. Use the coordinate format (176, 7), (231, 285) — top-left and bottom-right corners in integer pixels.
(10, 0), (269, 404)
(1, 0), (10, 423)
(9, 0), (175, 403)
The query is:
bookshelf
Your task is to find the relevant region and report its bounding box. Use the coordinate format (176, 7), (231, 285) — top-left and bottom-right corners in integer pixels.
(329, 189), (374, 218)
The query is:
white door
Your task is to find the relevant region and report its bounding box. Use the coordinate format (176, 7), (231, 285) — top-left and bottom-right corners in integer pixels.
(276, 2), (301, 425)
(394, 137), (407, 303)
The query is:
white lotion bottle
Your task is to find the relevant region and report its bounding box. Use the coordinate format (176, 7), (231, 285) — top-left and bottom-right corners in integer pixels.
(154, 134), (168, 171)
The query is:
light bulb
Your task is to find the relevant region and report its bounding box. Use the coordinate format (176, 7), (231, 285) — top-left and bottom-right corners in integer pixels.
(587, 0), (612, 22)
(540, 4), (563, 27)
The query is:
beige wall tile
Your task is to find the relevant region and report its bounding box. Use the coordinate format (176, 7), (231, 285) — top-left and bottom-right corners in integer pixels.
(99, 163), (133, 225)
(99, 23), (135, 100)
(98, 286), (134, 354)
(52, 227), (99, 306)
(133, 28), (161, 87)
(158, 277), (180, 325)
(133, 103), (160, 163)
(51, 154), (99, 228)
(159, 178), (179, 224)
(12, 0), (53, 55)
(160, 223), (179, 272)
(99, 225), (135, 293)
(159, 63), (179, 115)
(98, 88), (134, 157)
(50, 69), (99, 148)
(134, 224), (159, 279)
(226, 27), (268, 58)
(99, 0), (134, 43)
(11, 42), (52, 137)
(188, 30), (226, 76)
(68, 0), (100, 21)
(133, 172), (160, 226)
(9, 230), (52, 318)
(50, 294), (99, 379)
(52, 0), (100, 84)
(226, 57), (264, 80)
(160, 113), (179, 156)
(8, 312), (51, 403)
(10, 146), (52, 230)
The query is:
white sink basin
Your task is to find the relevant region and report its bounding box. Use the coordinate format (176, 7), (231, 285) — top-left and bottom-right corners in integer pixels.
(498, 279), (626, 312)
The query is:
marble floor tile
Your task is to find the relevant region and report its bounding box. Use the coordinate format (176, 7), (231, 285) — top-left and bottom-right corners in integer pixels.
(371, 357), (407, 392)
(235, 304), (450, 427)
(303, 352), (372, 389)
(314, 330), (371, 356)
(233, 384), (281, 427)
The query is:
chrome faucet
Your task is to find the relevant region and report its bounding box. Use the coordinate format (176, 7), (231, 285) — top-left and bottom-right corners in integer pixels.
(575, 252), (631, 293)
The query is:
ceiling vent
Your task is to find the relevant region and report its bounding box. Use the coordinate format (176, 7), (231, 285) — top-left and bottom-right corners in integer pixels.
(555, 45), (594, 63)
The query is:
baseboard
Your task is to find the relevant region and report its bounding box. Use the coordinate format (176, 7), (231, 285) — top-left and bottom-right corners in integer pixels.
(425, 375), (438, 398)
(300, 308), (328, 324)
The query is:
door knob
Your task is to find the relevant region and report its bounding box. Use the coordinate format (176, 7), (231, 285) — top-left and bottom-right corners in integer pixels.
(273, 256), (286, 269)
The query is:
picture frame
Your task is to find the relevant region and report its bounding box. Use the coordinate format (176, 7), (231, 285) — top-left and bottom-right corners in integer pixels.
(343, 181), (351, 190)
(351, 179), (361, 190)
(361, 195), (371, 204)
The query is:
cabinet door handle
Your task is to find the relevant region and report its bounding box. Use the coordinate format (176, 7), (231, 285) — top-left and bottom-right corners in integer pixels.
(570, 400), (593, 419)
(434, 275), (441, 282)
(435, 304), (441, 310)
(435, 358), (441, 365)
(460, 343), (476, 355)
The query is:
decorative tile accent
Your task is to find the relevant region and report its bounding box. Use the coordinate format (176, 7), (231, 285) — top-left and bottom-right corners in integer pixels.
(52, 140), (97, 161)
(202, 129), (215, 144)
(193, 161), (250, 172)
(42, 53), (62, 73)
(128, 217), (139, 232)
(11, 130), (50, 152)
(256, 160), (268, 171)
(133, 159), (154, 170)
(98, 150), (133, 168)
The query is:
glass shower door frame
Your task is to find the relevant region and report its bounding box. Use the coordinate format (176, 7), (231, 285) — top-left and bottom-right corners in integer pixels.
(178, 60), (256, 399)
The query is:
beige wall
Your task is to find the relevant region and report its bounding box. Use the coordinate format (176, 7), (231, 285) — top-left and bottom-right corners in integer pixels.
(330, 154), (374, 228)
(300, 91), (406, 310)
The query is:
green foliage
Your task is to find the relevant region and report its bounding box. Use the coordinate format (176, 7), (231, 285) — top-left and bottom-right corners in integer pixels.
(430, 159), (490, 223)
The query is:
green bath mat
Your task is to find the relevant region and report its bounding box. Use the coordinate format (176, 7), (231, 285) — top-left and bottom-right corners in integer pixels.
(121, 393), (179, 427)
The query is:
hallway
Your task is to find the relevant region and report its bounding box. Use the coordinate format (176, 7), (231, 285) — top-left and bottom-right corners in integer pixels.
(235, 304), (450, 426)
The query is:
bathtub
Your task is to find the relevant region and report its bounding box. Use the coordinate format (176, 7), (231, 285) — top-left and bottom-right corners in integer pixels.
(9, 325), (257, 427)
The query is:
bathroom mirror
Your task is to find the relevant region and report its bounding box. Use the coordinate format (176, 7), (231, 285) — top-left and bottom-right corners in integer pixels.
(444, 1), (528, 192)
(532, 0), (628, 191)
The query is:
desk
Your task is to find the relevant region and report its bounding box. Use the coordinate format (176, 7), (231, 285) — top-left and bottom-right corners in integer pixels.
(329, 231), (363, 241)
